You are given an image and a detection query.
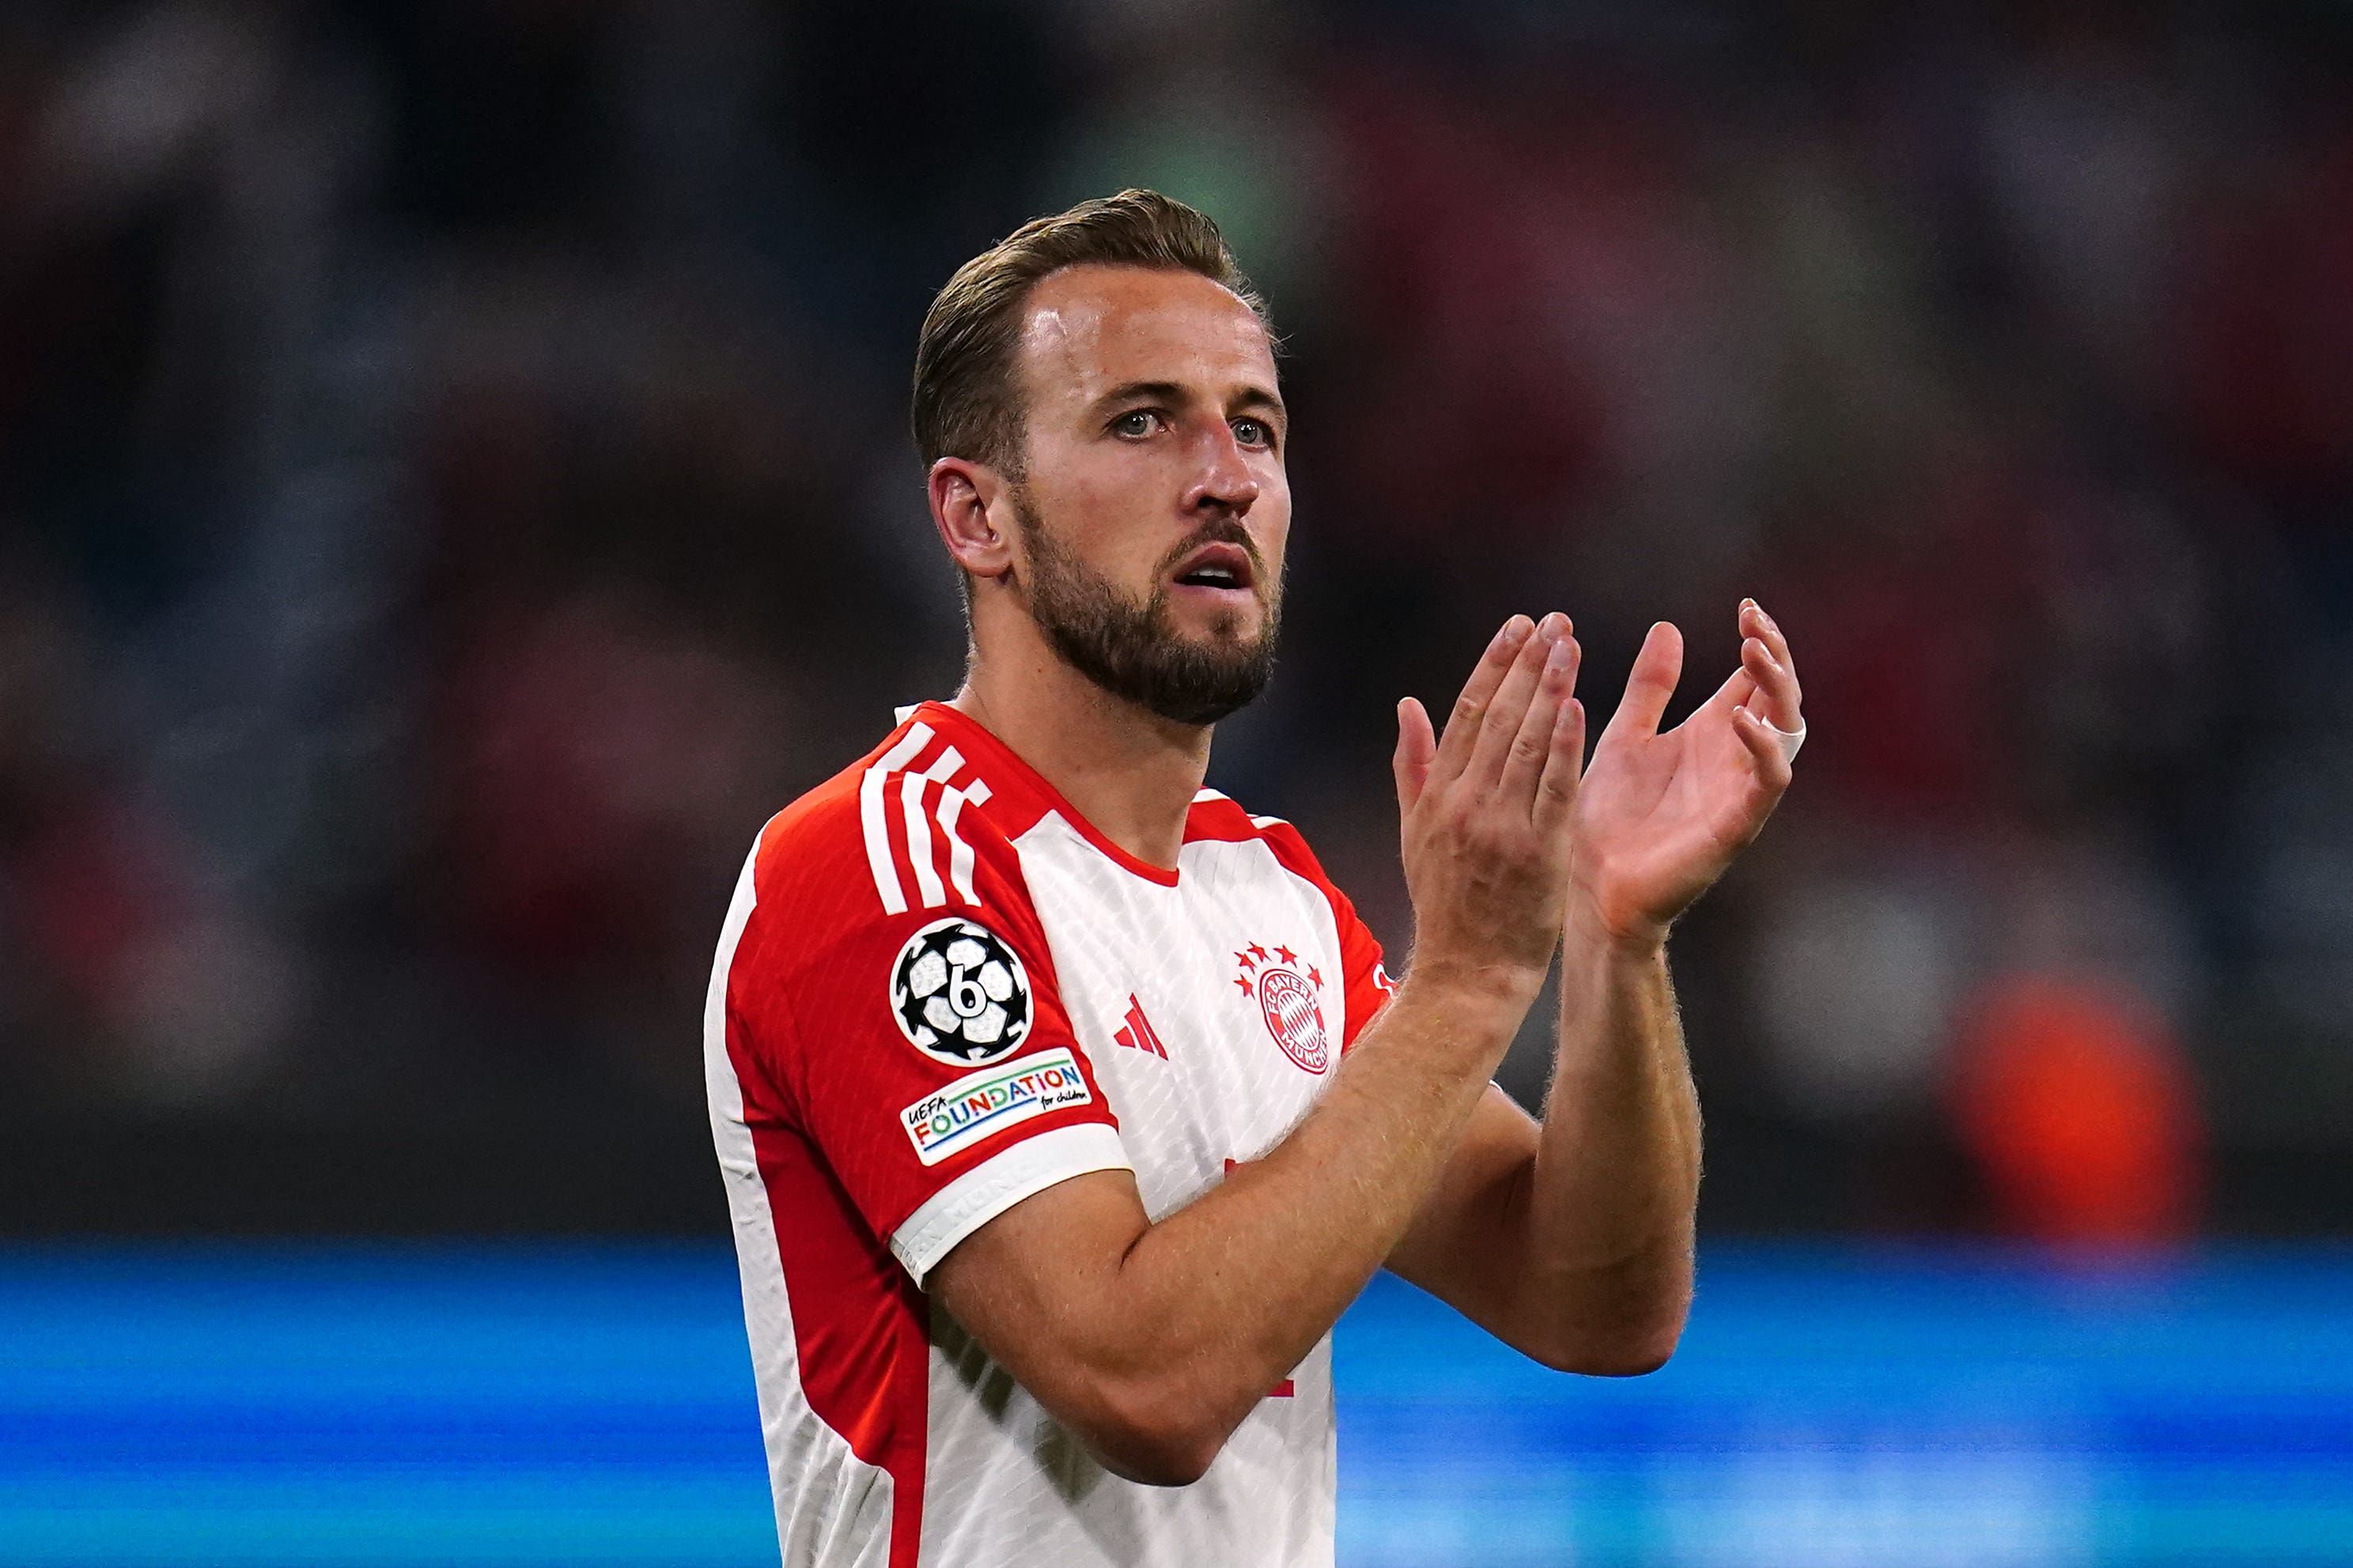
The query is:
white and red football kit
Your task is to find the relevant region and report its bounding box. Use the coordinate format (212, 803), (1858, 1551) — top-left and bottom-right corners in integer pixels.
(703, 700), (1393, 1567)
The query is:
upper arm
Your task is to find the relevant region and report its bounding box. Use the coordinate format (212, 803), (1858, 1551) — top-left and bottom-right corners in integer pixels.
(759, 863), (1197, 1479)
(1385, 1083), (1544, 1346)
(1387, 1085), (1690, 1376)
(734, 799), (1133, 1290)
(925, 1167), (1155, 1423)
(930, 1169), (1250, 1486)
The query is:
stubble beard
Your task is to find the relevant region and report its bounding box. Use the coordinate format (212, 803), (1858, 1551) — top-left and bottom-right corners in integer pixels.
(1009, 487), (1282, 727)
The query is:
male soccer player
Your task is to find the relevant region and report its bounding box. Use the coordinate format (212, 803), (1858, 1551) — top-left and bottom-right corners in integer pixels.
(703, 190), (1804, 1566)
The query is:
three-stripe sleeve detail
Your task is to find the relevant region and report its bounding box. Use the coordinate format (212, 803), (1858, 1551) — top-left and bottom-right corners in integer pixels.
(861, 724), (992, 915)
(900, 746), (966, 909)
(861, 723), (936, 915)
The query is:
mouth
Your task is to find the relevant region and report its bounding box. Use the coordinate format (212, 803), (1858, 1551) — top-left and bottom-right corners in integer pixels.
(1167, 541), (1258, 599)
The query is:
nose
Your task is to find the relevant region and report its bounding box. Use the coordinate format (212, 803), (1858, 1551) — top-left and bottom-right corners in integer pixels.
(1182, 423), (1260, 517)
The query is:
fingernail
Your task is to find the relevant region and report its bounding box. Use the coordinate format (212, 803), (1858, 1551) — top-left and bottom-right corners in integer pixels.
(1538, 610), (1568, 640)
(1545, 637), (1574, 672)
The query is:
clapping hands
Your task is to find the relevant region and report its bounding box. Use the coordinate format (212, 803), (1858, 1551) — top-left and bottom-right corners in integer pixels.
(1567, 599), (1803, 950)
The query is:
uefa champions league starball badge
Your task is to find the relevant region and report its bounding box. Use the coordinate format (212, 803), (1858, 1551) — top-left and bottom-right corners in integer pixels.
(1233, 941), (1330, 1075)
(890, 917), (1034, 1065)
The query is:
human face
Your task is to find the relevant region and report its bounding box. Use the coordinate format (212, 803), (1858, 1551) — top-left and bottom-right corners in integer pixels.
(1003, 264), (1290, 724)
(1010, 478), (1281, 725)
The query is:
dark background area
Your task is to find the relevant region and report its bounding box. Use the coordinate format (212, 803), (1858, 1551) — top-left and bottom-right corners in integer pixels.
(5, 0), (2351, 1237)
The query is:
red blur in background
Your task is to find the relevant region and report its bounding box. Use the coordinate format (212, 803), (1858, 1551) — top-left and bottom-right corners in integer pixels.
(1951, 977), (2205, 1246)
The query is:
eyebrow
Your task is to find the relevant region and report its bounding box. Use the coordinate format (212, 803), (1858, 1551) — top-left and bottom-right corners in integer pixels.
(1095, 380), (1288, 424)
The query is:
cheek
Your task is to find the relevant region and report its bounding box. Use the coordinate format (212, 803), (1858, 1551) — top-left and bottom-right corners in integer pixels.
(1026, 503), (1164, 599)
(1254, 480), (1293, 571)
(1030, 439), (1146, 524)
(1033, 461), (1178, 573)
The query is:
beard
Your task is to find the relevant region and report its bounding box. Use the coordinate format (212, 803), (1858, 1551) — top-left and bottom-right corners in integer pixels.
(1009, 488), (1281, 727)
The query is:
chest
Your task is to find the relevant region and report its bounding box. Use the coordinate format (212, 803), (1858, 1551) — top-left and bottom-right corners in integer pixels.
(1012, 818), (1347, 1219)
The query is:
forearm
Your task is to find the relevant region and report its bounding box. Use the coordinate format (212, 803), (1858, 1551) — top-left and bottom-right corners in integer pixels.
(932, 612), (1597, 1481)
(1519, 917), (1700, 1367)
(1348, 600), (1793, 1381)
(1086, 971), (1526, 1449)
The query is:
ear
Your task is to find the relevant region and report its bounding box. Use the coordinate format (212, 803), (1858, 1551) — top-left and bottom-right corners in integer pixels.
(929, 457), (1018, 584)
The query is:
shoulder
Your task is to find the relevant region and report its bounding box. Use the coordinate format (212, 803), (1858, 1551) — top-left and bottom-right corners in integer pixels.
(752, 712), (1034, 920)
(733, 712), (1063, 1025)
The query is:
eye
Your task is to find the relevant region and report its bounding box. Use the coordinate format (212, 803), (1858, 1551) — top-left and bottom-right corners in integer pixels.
(1112, 409), (1162, 438)
(1232, 417), (1275, 450)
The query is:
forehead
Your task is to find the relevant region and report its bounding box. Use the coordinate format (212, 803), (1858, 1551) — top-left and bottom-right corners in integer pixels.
(1014, 264), (1277, 409)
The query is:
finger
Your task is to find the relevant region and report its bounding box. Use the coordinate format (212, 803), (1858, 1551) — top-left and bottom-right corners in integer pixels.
(1432, 616), (1534, 788)
(1732, 704), (1795, 792)
(1739, 636), (1803, 732)
(1742, 599), (1799, 680)
(1698, 663), (1758, 722)
(1603, 621), (1683, 744)
(1533, 696), (1587, 834)
(1468, 612), (1570, 789)
(1394, 697), (1437, 814)
(1500, 630), (1580, 807)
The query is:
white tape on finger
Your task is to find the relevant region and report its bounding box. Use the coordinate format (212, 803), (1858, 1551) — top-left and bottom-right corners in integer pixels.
(1761, 716), (1805, 765)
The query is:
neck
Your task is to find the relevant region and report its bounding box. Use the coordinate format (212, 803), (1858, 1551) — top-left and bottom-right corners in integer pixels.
(950, 614), (1212, 873)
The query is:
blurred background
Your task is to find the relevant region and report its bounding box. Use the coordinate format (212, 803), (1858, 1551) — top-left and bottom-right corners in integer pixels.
(3, 0), (2351, 1563)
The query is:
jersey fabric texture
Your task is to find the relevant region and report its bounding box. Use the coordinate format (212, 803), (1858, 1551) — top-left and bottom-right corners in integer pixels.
(704, 700), (1392, 1568)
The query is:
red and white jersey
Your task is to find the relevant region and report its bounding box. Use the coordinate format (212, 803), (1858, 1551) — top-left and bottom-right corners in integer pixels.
(704, 700), (1392, 1568)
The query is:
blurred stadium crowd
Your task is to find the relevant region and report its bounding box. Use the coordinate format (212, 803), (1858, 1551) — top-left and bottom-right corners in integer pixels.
(3, 0), (2350, 1237)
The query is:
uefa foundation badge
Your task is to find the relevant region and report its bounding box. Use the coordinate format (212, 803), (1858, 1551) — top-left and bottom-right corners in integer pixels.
(1233, 941), (1330, 1075)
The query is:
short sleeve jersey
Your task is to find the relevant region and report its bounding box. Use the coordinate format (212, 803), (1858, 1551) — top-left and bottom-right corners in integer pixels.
(703, 701), (1392, 1568)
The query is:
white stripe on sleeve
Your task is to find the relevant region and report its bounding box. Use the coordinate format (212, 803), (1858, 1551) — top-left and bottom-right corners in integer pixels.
(937, 778), (991, 908)
(890, 1122), (1132, 1287)
(900, 746), (965, 911)
(859, 723), (934, 915)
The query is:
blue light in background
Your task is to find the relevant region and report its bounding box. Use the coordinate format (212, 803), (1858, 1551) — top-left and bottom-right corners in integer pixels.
(1338, 1248), (2353, 1566)
(2, 1245), (2348, 1566)
(0, 1246), (774, 1566)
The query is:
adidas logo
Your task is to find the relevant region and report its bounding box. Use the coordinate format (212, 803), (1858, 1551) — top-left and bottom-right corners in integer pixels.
(1111, 994), (1169, 1060)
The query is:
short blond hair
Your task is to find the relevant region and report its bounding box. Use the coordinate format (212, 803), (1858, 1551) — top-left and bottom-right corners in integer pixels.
(910, 189), (1269, 474)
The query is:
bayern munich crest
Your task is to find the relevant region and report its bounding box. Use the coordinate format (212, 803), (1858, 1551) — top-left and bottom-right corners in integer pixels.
(890, 917), (1033, 1066)
(1233, 941), (1329, 1075)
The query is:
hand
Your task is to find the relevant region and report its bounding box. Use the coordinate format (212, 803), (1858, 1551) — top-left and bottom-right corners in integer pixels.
(1569, 599), (1803, 950)
(1392, 613), (1587, 1008)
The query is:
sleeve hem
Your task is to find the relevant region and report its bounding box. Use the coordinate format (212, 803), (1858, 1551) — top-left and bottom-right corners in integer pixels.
(890, 1122), (1133, 1287)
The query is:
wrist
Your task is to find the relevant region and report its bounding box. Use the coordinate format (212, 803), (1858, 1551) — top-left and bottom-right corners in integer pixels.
(1394, 954), (1547, 1024)
(1564, 894), (1670, 965)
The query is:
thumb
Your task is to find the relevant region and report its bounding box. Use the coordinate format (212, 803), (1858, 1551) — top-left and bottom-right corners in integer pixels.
(1605, 621), (1684, 743)
(1394, 697), (1436, 814)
